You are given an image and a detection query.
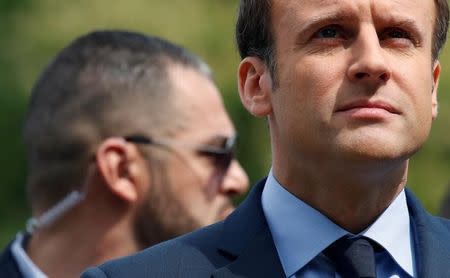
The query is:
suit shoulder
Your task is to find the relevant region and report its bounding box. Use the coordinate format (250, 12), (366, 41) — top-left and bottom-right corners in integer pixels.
(83, 221), (226, 278)
(429, 214), (450, 232)
(0, 242), (24, 278)
(407, 189), (450, 234)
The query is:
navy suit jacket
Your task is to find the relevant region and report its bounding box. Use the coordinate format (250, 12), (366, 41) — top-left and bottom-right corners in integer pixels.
(0, 242), (25, 278)
(82, 179), (450, 278)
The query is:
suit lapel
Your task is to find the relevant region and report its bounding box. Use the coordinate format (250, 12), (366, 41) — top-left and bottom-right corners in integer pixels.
(406, 189), (450, 278)
(212, 182), (450, 278)
(212, 231), (285, 278)
(212, 179), (285, 278)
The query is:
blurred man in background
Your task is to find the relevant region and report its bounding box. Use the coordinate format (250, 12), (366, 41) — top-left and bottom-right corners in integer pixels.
(0, 30), (248, 278)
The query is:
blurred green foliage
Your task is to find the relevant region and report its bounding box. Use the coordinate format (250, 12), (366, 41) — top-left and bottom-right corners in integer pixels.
(0, 0), (448, 247)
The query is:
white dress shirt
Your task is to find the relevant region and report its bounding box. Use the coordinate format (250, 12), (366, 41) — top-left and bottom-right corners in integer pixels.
(11, 233), (48, 278)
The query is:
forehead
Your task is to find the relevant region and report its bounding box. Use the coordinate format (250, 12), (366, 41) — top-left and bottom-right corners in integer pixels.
(169, 65), (235, 141)
(271, 0), (435, 32)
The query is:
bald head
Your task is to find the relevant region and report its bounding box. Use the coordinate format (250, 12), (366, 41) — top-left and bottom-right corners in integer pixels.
(24, 30), (212, 213)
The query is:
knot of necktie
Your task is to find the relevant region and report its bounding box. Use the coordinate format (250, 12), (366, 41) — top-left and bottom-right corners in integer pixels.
(324, 236), (377, 278)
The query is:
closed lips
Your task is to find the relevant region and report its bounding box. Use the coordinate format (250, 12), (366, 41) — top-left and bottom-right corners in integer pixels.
(335, 100), (401, 114)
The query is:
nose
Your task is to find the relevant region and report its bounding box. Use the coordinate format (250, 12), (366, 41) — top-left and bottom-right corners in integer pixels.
(347, 27), (391, 84)
(220, 160), (249, 197)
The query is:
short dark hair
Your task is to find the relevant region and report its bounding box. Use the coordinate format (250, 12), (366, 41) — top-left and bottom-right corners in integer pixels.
(236, 0), (275, 80)
(433, 0), (450, 60)
(236, 0), (449, 75)
(24, 30), (211, 212)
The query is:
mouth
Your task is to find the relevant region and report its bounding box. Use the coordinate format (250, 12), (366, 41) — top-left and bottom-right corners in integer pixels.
(335, 100), (401, 118)
(218, 203), (235, 220)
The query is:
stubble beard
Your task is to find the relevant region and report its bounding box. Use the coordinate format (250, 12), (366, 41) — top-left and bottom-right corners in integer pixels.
(132, 163), (202, 250)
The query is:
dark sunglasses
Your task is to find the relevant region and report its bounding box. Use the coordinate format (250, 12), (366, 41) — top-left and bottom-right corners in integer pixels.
(123, 135), (237, 172)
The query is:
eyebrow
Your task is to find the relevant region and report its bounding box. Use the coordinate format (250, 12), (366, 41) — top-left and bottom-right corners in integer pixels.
(299, 12), (357, 33)
(295, 12), (424, 43)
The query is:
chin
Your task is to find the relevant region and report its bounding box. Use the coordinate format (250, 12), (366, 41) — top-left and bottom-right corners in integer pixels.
(335, 130), (425, 161)
(339, 143), (419, 163)
(220, 207), (235, 220)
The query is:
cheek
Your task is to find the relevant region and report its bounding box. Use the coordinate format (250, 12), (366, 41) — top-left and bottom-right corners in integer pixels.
(395, 59), (434, 116)
(285, 60), (343, 118)
(203, 171), (224, 198)
(178, 167), (216, 205)
(392, 58), (435, 142)
(300, 61), (344, 93)
(191, 158), (223, 197)
(395, 55), (433, 91)
(272, 60), (343, 144)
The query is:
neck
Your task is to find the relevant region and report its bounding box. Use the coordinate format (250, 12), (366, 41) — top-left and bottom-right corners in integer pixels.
(273, 156), (408, 233)
(26, 208), (139, 278)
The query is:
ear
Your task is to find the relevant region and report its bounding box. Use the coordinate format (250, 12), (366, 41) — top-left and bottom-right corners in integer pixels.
(95, 137), (142, 203)
(431, 60), (441, 120)
(238, 57), (273, 117)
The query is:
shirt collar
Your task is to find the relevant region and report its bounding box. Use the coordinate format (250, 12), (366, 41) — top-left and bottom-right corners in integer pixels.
(11, 233), (48, 278)
(261, 170), (414, 277)
(262, 171), (347, 277)
(362, 188), (414, 276)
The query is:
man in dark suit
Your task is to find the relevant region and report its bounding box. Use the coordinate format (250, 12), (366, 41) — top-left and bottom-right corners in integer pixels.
(83, 0), (450, 277)
(0, 30), (249, 278)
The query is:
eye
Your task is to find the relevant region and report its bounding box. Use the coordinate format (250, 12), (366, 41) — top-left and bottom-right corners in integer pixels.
(382, 28), (410, 40)
(379, 27), (418, 47)
(314, 25), (346, 39)
(198, 150), (233, 171)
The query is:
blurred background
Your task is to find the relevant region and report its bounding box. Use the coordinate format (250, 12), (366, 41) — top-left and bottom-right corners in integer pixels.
(0, 0), (449, 246)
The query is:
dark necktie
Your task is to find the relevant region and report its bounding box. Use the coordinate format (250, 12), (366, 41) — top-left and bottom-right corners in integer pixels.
(324, 236), (377, 278)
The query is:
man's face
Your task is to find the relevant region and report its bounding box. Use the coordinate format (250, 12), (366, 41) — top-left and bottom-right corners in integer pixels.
(134, 65), (249, 247)
(268, 0), (439, 164)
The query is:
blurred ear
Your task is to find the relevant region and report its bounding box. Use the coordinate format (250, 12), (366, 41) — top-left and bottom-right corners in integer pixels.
(95, 137), (145, 203)
(431, 61), (441, 120)
(238, 57), (273, 117)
